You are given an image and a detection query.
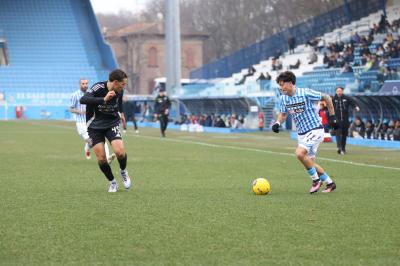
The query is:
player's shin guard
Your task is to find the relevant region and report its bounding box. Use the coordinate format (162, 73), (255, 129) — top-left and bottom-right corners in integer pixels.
(118, 154), (127, 170)
(98, 162), (115, 181)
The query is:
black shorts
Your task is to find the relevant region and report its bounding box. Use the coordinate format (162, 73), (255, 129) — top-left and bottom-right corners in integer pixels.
(88, 126), (122, 147)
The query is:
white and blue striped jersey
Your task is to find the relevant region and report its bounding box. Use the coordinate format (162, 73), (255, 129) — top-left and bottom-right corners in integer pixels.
(279, 87), (323, 134)
(70, 90), (86, 123)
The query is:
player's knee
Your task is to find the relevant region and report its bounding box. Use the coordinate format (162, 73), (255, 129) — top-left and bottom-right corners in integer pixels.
(295, 149), (306, 160)
(97, 158), (107, 164)
(115, 149), (125, 159)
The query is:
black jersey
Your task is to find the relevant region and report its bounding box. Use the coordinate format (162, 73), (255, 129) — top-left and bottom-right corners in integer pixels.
(80, 81), (123, 129)
(333, 95), (358, 124)
(154, 94), (171, 115)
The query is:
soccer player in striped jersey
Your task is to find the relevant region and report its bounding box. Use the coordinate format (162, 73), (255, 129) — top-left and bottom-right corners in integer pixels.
(272, 71), (338, 193)
(70, 78), (115, 162)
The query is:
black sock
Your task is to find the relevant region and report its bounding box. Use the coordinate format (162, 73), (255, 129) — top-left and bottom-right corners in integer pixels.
(98, 162), (115, 181)
(118, 154), (127, 170)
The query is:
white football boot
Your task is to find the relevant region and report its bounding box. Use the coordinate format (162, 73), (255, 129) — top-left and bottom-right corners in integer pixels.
(120, 169), (132, 189)
(108, 181), (118, 193)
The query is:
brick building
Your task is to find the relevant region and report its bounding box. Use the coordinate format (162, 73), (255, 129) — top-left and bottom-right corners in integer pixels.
(106, 22), (208, 94)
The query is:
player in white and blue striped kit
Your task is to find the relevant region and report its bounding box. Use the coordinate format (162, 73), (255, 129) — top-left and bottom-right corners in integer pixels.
(70, 78), (114, 162)
(272, 71), (338, 193)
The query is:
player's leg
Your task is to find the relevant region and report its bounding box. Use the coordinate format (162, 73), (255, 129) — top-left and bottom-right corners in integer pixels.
(163, 115), (169, 132)
(88, 128), (118, 192)
(313, 161), (336, 193)
(132, 114), (139, 133)
(159, 115), (165, 137)
(77, 122), (91, 159)
(106, 126), (131, 189)
(104, 141), (116, 164)
(342, 126), (349, 154)
(308, 129), (336, 193)
(296, 129), (325, 193)
(335, 126), (342, 154)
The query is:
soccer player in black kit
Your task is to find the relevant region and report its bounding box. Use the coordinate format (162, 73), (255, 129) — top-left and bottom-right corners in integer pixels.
(80, 69), (132, 192)
(154, 87), (171, 137)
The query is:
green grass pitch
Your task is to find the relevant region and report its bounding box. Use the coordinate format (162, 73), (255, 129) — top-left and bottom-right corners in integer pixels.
(0, 121), (399, 265)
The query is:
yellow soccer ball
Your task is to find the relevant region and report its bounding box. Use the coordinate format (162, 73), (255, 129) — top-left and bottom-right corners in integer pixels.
(252, 178), (270, 195)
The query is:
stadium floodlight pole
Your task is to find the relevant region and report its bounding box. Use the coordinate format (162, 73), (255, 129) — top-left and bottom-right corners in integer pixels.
(165, 0), (182, 120)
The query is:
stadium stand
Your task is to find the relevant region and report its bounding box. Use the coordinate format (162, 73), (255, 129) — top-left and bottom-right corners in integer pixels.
(184, 1), (400, 131)
(0, 0), (116, 119)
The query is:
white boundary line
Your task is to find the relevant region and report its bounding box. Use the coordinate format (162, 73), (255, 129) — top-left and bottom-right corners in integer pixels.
(27, 121), (400, 172)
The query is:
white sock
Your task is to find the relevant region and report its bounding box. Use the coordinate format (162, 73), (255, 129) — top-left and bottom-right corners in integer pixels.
(84, 143), (90, 152)
(110, 179), (116, 184)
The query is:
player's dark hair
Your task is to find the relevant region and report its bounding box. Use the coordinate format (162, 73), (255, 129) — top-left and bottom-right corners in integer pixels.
(109, 69), (127, 82)
(336, 86), (344, 90)
(276, 71), (296, 85)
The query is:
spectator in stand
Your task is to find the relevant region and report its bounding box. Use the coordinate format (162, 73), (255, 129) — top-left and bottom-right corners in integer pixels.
(257, 71), (271, 81)
(236, 65), (256, 85)
(373, 120), (381, 139)
(370, 23), (379, 35)
(308, 48), (318, 64)
(366, 120), (375, 139)
(272, 58), (283, 71)
(230, 113), (241, 129)
(341, 62), (353, 74)
(323, 53), (329, 66)
(364, 54), (378, 71)
(238, 114), (244, 125)
(379, 14), (388, 33)
(289, 59), (301, 69)
(204, 114), (212, 127)
(393, 120), (400, 141)
(349, 116), (366, 138)
(317, 38), (326, 52)
(389, 46), (399, 58)
(215, 115), (226, 128)
(343, 49), (354, 64)
(361, 44), (371, 56)
(379, 122), (389, 140)
(351, 32), (361, 44)
(288, 35), (296, 54)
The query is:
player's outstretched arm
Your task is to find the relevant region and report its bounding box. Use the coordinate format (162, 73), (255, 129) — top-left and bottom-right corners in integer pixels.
(80, 93), (104, 105)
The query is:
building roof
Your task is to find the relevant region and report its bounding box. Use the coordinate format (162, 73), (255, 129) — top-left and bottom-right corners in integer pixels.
(107, 22), (208, 38)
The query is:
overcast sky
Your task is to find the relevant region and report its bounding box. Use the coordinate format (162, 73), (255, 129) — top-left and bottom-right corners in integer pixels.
(90, 0), (150, 14)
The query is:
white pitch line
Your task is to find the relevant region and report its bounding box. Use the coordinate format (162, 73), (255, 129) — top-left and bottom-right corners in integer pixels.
(27, 121), (400, 172)
(132, 134), (400, 172)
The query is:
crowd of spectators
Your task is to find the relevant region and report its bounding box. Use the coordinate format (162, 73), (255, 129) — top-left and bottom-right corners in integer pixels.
(175, 113), (246, 129)
(349, 117), (400, 141)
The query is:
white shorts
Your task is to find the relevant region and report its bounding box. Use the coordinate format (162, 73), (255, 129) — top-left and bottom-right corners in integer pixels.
(76, 122), (89, 140)
(297, 128), (324, 158)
